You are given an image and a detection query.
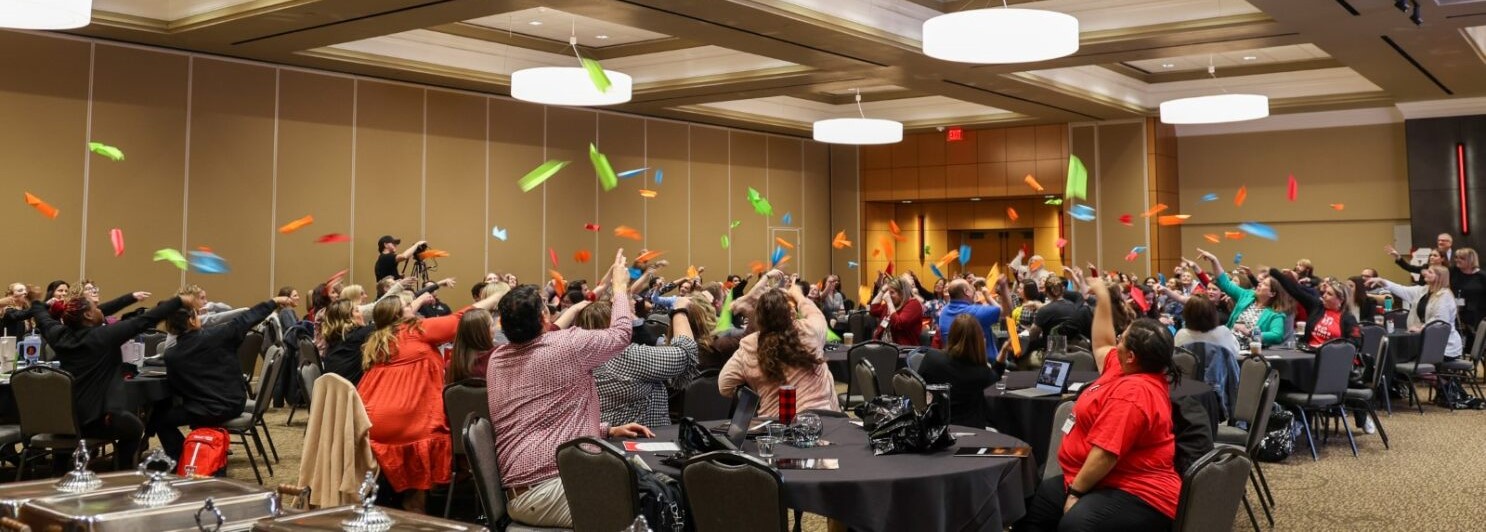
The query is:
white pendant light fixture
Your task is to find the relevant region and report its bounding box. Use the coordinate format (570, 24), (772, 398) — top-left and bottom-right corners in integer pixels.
(921, 1), (1079, 64)
(1158, 64), (1269, 124)
(813, 89), (903, 145)
(0, 0), (91, 29)
(510, 21), (631, 107)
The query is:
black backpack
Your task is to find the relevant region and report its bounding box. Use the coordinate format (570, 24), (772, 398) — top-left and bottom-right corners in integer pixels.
(631, 461), (688, 532)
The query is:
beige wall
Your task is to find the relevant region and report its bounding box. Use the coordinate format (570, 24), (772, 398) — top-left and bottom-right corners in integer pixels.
(0, 31), (833, 306)
(1177, 123), (1409, 279)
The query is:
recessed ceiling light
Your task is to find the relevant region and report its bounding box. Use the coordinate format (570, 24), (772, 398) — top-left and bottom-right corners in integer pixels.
(1161, 63), (1175, 68)
(595, 35), (610, 40)
(1242, 55), (1258, 61)
(528, 20), (542, 26)
(902, 200), (913, 204)
(969, 197), (982, 202)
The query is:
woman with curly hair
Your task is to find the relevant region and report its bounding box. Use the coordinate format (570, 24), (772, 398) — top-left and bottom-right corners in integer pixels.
(719, 270), (838, 416)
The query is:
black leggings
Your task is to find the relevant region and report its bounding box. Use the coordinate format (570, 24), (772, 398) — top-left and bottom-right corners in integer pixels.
(1016, 475), (1172, 532)
(54, 411), (144, 471)
(148, 401), (235, 461)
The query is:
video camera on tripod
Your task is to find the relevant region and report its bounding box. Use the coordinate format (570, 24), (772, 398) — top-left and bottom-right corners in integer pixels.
(405, 241), (436, 284)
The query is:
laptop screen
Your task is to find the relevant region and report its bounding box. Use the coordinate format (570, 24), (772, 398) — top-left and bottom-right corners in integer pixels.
(726, 386), (760, 449)
(1035, 359), (1071, 393)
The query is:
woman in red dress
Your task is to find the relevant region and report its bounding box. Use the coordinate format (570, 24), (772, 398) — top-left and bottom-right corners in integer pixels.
(358, 288), (502, 512)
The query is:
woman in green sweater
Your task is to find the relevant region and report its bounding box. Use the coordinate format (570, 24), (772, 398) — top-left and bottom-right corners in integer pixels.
(1198, 249), (1294, 347)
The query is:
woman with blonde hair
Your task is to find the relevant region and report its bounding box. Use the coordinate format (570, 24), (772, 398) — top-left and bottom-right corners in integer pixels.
(1272, 269), (1360, 350)
(1371, 264), (1463, 358)
(321, 300), (370, 384)
(868, 274), (925, 345)
(356, 289), (504, 512)
(340, 284), (367, 305)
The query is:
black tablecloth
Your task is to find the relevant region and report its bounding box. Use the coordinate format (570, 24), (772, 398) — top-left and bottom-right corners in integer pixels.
(1385, 331), (1421, 364)
(1260, 349), (1316, 390)
(824, 345), (907, 383)
(631, 417), (1034, 532)
(983, 371), (1221, 468)
(0, 374), (170, 423)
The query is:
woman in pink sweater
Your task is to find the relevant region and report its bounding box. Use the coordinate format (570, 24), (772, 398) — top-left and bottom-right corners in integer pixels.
(719, 272), (839, 416)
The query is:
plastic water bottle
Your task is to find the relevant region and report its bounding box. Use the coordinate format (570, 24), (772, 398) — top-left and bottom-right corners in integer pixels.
(1249, 328), (1262, 357)
(18, 333), (41, 368)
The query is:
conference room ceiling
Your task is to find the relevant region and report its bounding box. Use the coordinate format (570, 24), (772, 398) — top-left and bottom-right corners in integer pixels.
(77, 0), (1486, 136)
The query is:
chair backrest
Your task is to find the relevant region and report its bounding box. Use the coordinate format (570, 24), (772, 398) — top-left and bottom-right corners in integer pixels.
(682, 451), (787, 532)
(442, 379), (489, 456)
(848, 341), (898, 395)
(138, 331), (166, 357)
(643, 320), (670, 343)
(1245, 370), (1281, 453)
(683, 369), (732, 421)
(1174, 447), (1254, 532)
(1418, 319), (1452, 366)
(906, 348), (930, 372)
(298, 364), (321, 410)
(1385, 309), (1410, 331)
(1172, 348), (1198, 380)
(1231, 356), (1270, 425)
(1370, 337), (1390, 388)
(555, 437), (640, 532)
(461, 413), (511, 528)
(251, 346), (284, 420)
(1359, 324), (1385, 363)
(852, 358), (880, 403)
(891, 368), (927, 413)
(1472, 318), (1486, 361)
(12, 365), (79, 438)
(1046, 349), (1096, 373)
(238, 331), (264, 380)
(298, 338), (321, 369)
(1311, 340), (1356, 397)
(1044, 400), (1075, 480)
(847, 312), (873, 343)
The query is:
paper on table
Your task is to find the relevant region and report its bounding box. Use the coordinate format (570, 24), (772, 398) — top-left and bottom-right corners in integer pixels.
(623, 441), (680, 452)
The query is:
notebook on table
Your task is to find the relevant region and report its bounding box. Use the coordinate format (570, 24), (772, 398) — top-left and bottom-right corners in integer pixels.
(1006, 359), (1072, 398)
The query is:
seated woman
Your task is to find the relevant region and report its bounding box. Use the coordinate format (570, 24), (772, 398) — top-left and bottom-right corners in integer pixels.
(155, 293), (291, 459)
(575, 298), (699, 427)
(321, 300), (371, 385)
(1171, 294), (1242, 356)
(446, 308), (494, 384)
(31, 288), (183, 470)
(358, 289), (503, 512)
(1272, 269), (1361, 349)
(689, 294), (738, 371)
(1017, 278), (1182, 531)
(917, 313), (1006, 429)
(868, 274), (925, 345)
(2, 283), (36, 337)
(1200, 249), (1293, 347)
(720, 270), (838, 416)
(1371, 265), (1463, 358)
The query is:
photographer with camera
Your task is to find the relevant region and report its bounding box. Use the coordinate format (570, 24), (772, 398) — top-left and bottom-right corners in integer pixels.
(374, 235), (427, 284)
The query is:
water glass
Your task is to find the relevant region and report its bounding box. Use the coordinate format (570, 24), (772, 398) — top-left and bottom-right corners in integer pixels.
(755, 436), (778, 459)
(995, 380), (1007, 392)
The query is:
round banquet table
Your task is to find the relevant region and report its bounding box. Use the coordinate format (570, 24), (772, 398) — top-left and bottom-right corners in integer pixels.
(983, 371), (1221, 468)
(629, 417), (1035, 532)
(823, 344), (907, 383)
(0, 372), (170, 423)
(1384, 331), (1421, 364)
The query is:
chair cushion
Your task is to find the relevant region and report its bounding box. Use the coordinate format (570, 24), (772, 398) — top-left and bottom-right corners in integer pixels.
(507, 525), (572, 532)
(27, 434), (104, 449)
(0, 425), (22, 446)
(1396, 363), (1434, 375)
(1276, 392), (1340, 406)
(1441, 359), (1474, 371)
(1344, 388), (1374, 402)
(222, 413), (254, 431)
(1215, 425), (1248, 446)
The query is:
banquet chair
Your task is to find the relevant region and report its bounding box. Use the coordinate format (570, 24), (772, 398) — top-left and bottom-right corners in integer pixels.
(1043, 400), (1075, 481)
(846, 311), (873, 344)
(225, 346), (284, 483)
(556, 437), (640, 532)
(1397, 320), (1450, 414)
(237, 331), (265, 397)
(442, 379), (490, 517)
(1384, 309), (1410, 331)
(1215, 356), (1279, 526)
(287, 363), (321, 427)
(1174, 447), (1258, 532)
(461, 414), (567, 532)
(1440, 317), (1486, 398)
(1276, 340), (1358, 460)
(1045, 348), (1096, 373)
(1172, 347), (1199, 382)
(682, 451), (788, 532)
(1358, 324), (1392, 414)
(906, 348), (931, 372)
(298, 338), (322, 371)
(12, 366), (98, 481)
(1344, 340), (1392, 451)
(683, 369), (732, 421)
(841, 358), (881, 408)
(843, 341), (897, 406)
(138, 330), (166, 357)
(892, 368), (928, 413)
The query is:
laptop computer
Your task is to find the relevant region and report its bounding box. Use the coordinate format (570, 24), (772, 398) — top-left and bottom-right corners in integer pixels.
(721, 386), (762, 450)
(1006, 359), (1072, 398)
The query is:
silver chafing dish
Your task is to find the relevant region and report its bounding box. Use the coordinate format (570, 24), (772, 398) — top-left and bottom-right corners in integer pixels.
(0, 447), (153, 518)
(252, 472), (487, 532)
(17, 449), (286, 531)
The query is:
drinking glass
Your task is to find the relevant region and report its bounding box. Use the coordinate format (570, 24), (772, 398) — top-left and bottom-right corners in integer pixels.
(755, 436), (778, 459)
(792, 413), (823, 448)
(995, 380), (1007, 392)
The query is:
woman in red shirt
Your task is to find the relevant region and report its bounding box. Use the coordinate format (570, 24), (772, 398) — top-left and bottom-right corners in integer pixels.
(1017, 278), (1182, 531)
(868, 274), (924, 345)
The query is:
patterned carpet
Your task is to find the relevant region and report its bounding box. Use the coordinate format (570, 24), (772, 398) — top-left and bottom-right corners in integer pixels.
(216, 388), (1484, 531)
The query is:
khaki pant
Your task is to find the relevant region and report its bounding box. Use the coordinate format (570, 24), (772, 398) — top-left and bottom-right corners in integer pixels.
(507, 477), (572, 528)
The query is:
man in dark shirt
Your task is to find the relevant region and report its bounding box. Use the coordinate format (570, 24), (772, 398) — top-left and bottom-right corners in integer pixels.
(1025, 276), (1092, 355)
(374, 235), (426, 284)
(152, 295), (291, 460)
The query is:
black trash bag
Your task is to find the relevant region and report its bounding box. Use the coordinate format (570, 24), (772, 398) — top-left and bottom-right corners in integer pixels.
(661, 417), (729, 468)
(1255, 405), (1295, 463)
(866, 395), (956, 456)
(854, 395), (912, 432)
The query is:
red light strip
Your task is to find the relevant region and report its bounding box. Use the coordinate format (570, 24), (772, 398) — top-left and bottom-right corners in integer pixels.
(1459, 143), (1469, 235)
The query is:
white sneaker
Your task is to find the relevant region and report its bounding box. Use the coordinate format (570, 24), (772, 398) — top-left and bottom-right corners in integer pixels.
(1363, 417), (1377, 435)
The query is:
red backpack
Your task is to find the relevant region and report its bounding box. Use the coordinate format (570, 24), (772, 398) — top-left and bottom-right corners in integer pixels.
(176, 427), (231, 477)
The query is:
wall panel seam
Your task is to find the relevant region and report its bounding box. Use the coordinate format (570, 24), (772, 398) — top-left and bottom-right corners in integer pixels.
(182, 56), (194, 287)
(80, 42), (95, 279)
(269, 68), (280, 293)
(350, 80), (358, 280)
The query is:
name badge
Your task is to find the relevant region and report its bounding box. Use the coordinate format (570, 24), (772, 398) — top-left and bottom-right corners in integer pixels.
(1061, 413), (1076, 435)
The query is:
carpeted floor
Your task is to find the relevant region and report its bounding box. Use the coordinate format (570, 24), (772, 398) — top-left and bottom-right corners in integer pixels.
(210, 388), (1486, 530)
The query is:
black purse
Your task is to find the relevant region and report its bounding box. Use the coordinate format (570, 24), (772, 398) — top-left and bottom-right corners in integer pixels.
(865, 395), (955, 456)
(661, 417), (729, 468)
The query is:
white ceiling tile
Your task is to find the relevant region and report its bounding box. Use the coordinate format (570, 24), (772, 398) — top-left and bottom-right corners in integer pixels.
(464, 7), (671, 47)
(95, 0), (267, 20)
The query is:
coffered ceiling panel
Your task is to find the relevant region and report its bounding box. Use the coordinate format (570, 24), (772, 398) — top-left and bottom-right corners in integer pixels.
(63, 0), (1486, 136)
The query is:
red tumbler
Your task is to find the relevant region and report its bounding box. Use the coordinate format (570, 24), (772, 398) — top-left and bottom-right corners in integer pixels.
(779, 385), (797, 426)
